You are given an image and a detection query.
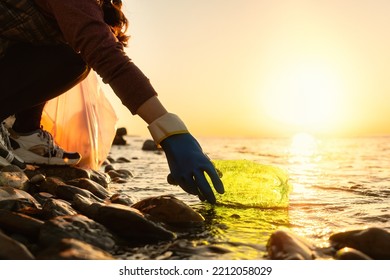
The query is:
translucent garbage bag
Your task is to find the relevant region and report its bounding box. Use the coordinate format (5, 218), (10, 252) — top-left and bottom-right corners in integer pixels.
(41, 71), (118, 170)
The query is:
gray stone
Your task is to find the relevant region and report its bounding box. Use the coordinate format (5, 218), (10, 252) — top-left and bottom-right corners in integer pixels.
(330, 227), (390, 260)
(0, 165), (30, 191)
(109, 193), (136, 206)
(72, 194), (175, 243)
(266, 229), (315, 260)
(0, 186), (42, 215)
(67, 178), (111, 199)
(41, 198), (78, 219)
(142, 140), (159, 151)
(334, 247), (372, 260)
(37, 238), (115, 260)
(0, 209), (43, 239)
(0, 229), (35, 259)
(132, 195), (204, 226)
(39, 214), (116, 251)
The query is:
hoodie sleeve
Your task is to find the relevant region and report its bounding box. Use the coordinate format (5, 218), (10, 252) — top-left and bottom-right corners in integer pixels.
(34, 0), (157, 114)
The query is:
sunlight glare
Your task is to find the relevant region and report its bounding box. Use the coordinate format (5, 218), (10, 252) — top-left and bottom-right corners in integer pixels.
(290, 132), (318, 157)
(261, 62), (343, 133)
(288, 132), (320, 193)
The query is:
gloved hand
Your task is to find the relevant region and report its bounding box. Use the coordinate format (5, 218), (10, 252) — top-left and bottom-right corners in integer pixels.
(160, 133), (224, 204)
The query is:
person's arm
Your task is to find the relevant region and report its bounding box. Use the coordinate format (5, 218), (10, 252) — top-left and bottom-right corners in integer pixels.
(137, 97), (225, 204)
(35, 0), (157, 114)
(35, 0), (224, 203)
(135, 96), (167, 124)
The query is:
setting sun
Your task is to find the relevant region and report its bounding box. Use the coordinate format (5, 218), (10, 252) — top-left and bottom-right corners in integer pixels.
(108, 1), (390, 138)
(260, 61), (344, 134)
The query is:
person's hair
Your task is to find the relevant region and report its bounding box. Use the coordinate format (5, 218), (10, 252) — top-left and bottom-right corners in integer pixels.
(100, 0), (130, 46)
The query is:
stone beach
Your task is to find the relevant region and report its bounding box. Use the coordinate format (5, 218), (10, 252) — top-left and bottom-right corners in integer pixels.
(0, 139), (389, 260)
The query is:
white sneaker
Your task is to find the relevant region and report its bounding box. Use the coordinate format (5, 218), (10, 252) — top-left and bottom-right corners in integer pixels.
(0, 122), (26, 169)
(9, 127), (81, 166)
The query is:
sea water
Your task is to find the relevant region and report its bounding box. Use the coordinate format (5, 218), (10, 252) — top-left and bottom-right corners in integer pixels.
(107, 135), (390, 260)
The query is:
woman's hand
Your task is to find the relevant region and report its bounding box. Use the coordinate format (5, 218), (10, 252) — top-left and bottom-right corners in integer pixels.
(160, 133), (224, 204)
(137, 97), (224, 203)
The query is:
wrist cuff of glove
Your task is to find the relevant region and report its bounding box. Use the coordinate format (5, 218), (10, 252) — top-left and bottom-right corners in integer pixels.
(148, 113), (189, 144)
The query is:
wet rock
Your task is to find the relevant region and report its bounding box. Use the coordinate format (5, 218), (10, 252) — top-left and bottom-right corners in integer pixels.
(116, 157), (131, 163)
(67, 178), (110, 199)
(72, 194), (175, 243)
(266, 229), (315, 260)
(97, 203), (176, 243)
(112, 127), (128, 146)
(0, 186), (42, 215)
(56, 185), (104, 203)
(104, 164), (115, 173)
(334, 247), (372, 260)
(32, 192), (55, 206)
(0, 209), (43, 239)
(109, 193), (136, 206)
(39, 214), (116, 251)
(110, 177), (129, 184)
(107, 170), (124, 180)
(132, 195), (205, 226)
(329, 227), (390, 260)
(107, 169), (132, 180)
(37, 238), (115, 260)
(89, 169), (111, 188)
(72, 195), (102, 220)
(29, 174), (46, 185)
(38, 178), (104, 203)
(26, 166), (91, 182)
(106, 156), (116, 164)
(0, 229), (35, 259)
(0, 165), (30, 191)
(142, 139), (159, 151)
(116, 127), (128, 137)
(117, 169), (133, 178)
(41, 198), (78, 219)
(38, 177), (64, 195)
(25, 166), (111, 188)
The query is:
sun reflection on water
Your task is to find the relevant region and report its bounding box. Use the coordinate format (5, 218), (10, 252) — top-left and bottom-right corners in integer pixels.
(288, 132), (321, 193)
(290, 132), (319, 159)
(287, 133), (334, 246)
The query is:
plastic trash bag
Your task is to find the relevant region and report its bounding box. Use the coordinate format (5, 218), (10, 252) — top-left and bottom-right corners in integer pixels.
(41, 71), (118, 170)
(212, 160), (292, 208)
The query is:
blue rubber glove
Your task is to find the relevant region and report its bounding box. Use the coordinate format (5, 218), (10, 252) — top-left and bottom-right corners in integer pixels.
(160, 133), (224, 204)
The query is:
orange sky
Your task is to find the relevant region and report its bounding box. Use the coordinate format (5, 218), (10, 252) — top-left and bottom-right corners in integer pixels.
(103, 0), (390, 138)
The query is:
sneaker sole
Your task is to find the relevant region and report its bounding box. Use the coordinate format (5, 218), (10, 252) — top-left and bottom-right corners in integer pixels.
(13, 148), (81, 166)
(0, 148), (26, 169)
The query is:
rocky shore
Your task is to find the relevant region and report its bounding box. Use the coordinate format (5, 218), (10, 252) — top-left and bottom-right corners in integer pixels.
(0, 159), (205, 260)
(0, 142), (389, 260)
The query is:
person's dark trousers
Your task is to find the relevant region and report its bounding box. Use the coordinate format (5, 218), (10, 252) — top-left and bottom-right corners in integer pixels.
(0, 43), (90, 132)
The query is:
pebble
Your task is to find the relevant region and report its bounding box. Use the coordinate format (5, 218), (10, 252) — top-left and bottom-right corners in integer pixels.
(1, 163), (389, 260)
(141, 139), (159, 151)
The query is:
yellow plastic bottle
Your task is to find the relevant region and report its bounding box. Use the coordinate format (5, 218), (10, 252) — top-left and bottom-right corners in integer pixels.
(212, 160), (292, 208)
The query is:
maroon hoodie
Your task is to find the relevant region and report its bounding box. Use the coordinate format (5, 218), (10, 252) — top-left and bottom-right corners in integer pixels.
(33, 0), (157, 114)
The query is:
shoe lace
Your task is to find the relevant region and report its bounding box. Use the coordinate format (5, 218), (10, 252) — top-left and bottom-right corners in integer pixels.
(0, 122), (12, 150)
(37, 127), (63, 158)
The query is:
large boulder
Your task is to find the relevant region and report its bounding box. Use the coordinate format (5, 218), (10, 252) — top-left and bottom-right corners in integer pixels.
(330, 227), (390, 260)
